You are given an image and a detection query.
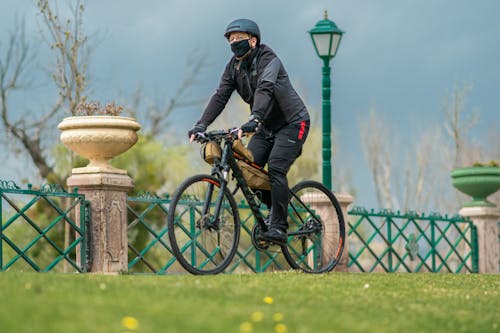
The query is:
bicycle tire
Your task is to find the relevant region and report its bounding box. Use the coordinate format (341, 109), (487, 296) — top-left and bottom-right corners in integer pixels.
(281, 180), (345, 273)
(167, 174), (240, 275)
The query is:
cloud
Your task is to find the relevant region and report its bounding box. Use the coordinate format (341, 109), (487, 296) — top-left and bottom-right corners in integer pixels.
(1, 0), (499, 207)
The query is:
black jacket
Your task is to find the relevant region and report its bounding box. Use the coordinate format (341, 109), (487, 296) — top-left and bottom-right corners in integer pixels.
(198, 44), (309, 131)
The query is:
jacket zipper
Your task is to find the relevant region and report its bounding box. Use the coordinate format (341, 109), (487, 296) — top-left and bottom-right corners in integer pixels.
(244, 70), (254, 102)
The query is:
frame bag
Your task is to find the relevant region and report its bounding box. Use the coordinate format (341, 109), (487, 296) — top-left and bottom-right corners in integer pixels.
(237, 161), (271, 190)
(232, 140), (270, 190)
(201, 142), (222, 164)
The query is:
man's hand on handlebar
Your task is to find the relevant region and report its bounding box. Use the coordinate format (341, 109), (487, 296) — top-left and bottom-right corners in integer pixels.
(188, 127), (248, 143)
(238, 115), (260, 139)
(188, 123), (207, 143)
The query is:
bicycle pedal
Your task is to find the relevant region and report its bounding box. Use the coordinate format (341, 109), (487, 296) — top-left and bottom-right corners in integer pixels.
(255, 240), (270, 251)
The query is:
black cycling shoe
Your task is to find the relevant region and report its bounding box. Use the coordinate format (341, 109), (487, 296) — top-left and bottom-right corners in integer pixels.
(260, 228), (287, 245)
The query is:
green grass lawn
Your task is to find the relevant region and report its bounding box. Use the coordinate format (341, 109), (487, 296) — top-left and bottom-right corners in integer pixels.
(0, 271), (498, 333)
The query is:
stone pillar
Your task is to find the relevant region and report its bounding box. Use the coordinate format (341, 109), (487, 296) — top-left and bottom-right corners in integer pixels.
(303, 192), (354, 272)
(336, 194), (354, 272)
(68, 173), (133, 274)
(459, 206), (500, 274)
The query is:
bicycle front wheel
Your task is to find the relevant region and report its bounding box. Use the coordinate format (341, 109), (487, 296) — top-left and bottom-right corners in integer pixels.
(167, 174), (240, 275)
(281, 180), (346, 273)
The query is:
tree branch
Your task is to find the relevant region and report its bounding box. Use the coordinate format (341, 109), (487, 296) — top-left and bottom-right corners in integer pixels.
(148, 52), (208, 137)
(1, 1), (91, 184)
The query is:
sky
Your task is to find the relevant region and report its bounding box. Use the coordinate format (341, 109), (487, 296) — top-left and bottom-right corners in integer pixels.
(1, 0), (499, 210)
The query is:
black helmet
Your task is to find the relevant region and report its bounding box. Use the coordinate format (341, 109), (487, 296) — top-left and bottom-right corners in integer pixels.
(224, 19), (261, 43)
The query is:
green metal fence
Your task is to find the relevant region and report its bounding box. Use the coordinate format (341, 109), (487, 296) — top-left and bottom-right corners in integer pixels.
(0, 180), (90, 272)
(1, 180), (482, 274)
(126, 194), (289, 274)
(126, 192), (176, 273)
(347, 207), (478, 273)
(127, 196), (481, 274)
(228, 201), (290, 273)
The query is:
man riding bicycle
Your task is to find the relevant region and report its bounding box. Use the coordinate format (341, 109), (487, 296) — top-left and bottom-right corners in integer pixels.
(188, 18), (310, 245)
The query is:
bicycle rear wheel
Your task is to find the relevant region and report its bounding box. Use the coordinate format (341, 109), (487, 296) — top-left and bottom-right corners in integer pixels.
(167, 174), (240, 275)
(281, 180), (345, 273)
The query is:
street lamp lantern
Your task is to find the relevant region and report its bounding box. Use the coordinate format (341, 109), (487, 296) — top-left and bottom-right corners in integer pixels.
(308, 10), (344, 191)
(309, 11), (344, 59)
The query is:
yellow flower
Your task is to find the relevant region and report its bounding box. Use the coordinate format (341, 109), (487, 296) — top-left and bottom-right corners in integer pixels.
(121, 316), (139, 330)
(272, 313), (284, 322)
(275, 323), (287, 333)
(250, 311), (264, 322)
(240, 321), (253, 332)
(263, 296), (274, 304)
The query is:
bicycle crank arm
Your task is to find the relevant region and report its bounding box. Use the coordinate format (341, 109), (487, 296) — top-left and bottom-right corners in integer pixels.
(288, 229), (318, 237)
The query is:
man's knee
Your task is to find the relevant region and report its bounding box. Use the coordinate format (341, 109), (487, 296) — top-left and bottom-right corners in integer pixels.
(268, 165), (288, 186)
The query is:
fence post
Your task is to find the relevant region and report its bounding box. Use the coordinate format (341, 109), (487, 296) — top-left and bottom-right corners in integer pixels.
(471, 225), (479, 273)
(459, 206), (500, 273)
(387, 216), (393, 272)
(68, 173), (134, 274)
(430, 220), (436, 272)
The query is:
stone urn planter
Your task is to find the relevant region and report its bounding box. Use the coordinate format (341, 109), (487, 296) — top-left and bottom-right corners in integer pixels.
(58, 115), (141, 174)
(451, 165), (500, 207)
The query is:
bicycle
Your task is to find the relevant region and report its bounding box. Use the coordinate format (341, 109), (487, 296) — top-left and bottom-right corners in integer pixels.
(167, 128), (345, 275)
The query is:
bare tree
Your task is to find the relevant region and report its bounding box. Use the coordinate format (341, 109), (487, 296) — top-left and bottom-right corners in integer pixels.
(359, 83), (496, 213)
(359, 106), (397, 209)
(123, 52), (208, 138)
(442, 83), (480, 168)
(37, 0), (91, 115)
(398, 127), (436, 212)
(1, 1), (207, 183)
(399, 125), (455, 212)
(0, 16), (59, 182)
(1, 1), (90, 183)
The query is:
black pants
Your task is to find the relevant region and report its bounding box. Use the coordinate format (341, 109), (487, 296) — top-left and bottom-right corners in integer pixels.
(247, 119), (310, 230)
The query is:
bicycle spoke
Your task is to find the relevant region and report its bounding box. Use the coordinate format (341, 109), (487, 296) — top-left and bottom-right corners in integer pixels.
(281, 180), (345, 273)
(168, 174), (240, 275)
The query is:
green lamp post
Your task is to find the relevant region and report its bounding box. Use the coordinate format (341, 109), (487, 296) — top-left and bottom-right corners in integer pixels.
(309, 10), (344, 191)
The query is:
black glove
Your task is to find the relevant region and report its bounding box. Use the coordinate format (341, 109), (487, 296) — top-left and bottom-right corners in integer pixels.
(240, 117), (260, 133)
(188, 123), (207, 139)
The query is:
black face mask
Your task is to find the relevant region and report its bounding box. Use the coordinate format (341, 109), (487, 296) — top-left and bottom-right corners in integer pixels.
(231, 39), (251, 58)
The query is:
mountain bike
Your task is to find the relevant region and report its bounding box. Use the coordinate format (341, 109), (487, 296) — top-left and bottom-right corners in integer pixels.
(167, 128), (345, 275)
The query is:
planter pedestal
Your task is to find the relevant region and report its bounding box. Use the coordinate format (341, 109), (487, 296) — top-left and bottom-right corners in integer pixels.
(459, 206), (500, 274)
(68, 172), (133, 274)
(59, 115), (140, 274)
(302, 192), (353, 272)
(336, 193), (354, 272)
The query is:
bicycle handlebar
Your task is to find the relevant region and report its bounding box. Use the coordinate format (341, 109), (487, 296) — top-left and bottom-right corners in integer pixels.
(193, 128), (241, 143)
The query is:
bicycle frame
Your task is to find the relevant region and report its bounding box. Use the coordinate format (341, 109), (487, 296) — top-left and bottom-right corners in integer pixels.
(208, 137), (266, 228)
(205, 135), (321, 238)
